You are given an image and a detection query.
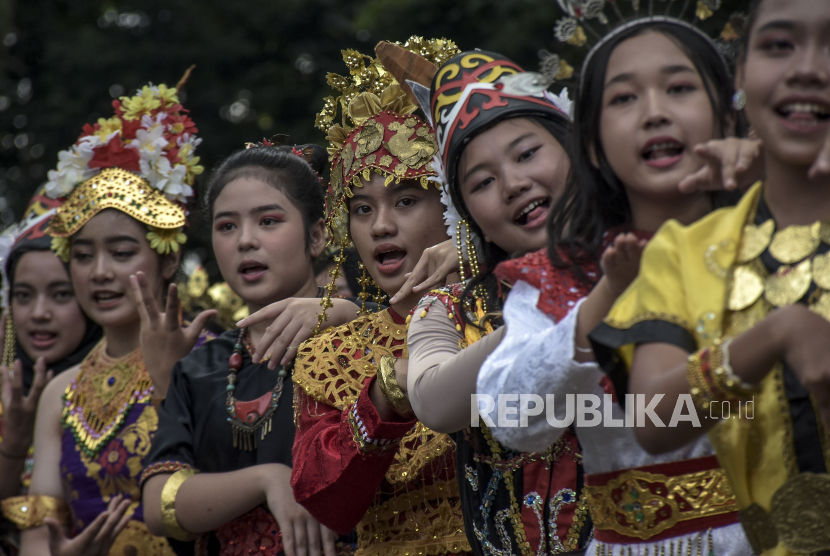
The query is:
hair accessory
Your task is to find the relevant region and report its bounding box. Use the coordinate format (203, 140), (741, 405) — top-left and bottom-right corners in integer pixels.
(312, 37), (458, 333)
(732, 89), (746, 111)
(45, 77), (202, 259)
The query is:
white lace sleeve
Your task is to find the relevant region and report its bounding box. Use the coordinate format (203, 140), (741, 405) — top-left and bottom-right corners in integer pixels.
(477, 280), (603, 453)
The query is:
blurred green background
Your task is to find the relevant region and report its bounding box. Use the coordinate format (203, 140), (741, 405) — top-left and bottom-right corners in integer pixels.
(0, 0), (750, 278)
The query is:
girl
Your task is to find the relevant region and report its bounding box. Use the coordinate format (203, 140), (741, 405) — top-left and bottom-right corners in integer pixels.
(13, 82), (211, 556)
(141, 143), (357, 556)
(593, 0), (830, 554)
(400, 48), (596, 553)
(438, 17), (753, 555)
(0, 189), (102, 552)
(283, 39), (474, 556)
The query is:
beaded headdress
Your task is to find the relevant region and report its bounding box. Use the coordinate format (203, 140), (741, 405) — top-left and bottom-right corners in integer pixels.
(46, 77), (202, 261)
(312, 37), (459, 331)
(544, 1), (734, 89)
(377, 44), (573, 309)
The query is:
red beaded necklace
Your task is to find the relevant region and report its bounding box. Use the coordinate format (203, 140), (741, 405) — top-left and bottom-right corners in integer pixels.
(226, 328), (287, 451)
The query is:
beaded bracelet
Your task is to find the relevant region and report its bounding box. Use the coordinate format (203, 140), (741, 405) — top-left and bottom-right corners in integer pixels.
(687, 348), (716, 411)
(711, 338), (762, 399)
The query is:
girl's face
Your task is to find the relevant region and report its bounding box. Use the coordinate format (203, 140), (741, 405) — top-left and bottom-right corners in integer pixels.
(212, 177), (324, 312)
(70, 209), (177, 328)
(599, 31), (715, 199)
(12, 250), (87, 365)
(739, 0), (830, 168)
(458, 118), (570, 255)
(349, 173), (448, 297)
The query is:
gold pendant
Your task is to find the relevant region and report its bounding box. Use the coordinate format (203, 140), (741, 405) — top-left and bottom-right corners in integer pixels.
(765, 259), (812, 307)
(728, 265), (765, 311)
(813, 251), (830, 290)
(769, 222), (820, 264)
(820, 221), (830, 245)
(770, 473), (830, 553)
(738, 220), (774, 263)
(811, 291), (830, 321)
(738, 504), (778, 554)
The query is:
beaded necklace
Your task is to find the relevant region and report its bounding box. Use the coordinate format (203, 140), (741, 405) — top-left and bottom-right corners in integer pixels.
(226, 328), (288, 451)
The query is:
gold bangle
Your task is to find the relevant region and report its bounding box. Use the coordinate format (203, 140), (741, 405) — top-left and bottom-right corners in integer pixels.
(1, 495), (70, 530)
(161, 468), (200, 541)
(376, 355), (413, 417)
(687, 350), (714, 411)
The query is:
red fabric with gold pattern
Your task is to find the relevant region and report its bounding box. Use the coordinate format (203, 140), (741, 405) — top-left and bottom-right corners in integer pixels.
(291, 308), (471, 556)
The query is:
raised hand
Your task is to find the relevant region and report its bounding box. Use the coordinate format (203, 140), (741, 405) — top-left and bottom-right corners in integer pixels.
(130, 272), (217, 398)
(238, 298), (358, 368)
(263, 465), (337, 556)
(0, 357), (52, 458)
(600, 233), (648, 297)
(45, 495), (132, 556)
(678, 137), (764, 193)
(389, 240), (458, 305)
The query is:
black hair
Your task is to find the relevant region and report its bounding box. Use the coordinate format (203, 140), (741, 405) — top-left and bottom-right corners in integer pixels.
(204, 145), (326, 251)
(549, 21), (741, 279)
(457, 115), (572, 326)
(739, 0), (766, 62)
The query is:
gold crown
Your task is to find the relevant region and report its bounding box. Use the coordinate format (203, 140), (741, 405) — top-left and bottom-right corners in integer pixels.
(49, 167), (186, 238)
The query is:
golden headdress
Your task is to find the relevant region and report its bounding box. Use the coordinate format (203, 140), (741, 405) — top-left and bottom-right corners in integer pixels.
(46, 74), (202, 261)
(312, 37), (459, 331)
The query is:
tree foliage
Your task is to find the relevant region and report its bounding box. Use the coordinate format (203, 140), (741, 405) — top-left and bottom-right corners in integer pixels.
(0, 0), (750, 276)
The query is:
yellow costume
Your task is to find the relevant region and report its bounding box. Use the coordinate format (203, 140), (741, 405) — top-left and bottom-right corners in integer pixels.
(592, 182), (830, 554)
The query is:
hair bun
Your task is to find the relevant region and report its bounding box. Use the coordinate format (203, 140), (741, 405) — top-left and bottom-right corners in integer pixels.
(277, 144), (327, 177)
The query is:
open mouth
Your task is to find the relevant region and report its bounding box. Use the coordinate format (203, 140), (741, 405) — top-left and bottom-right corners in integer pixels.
(374, 244), (407, 275)
(776, 102), (830, 126)
(29, 331), (57, 348)
(93, 291), (123, 304)
(642, 140), (685, 161)
(514, 198), (550, 226)
(238, 260), (268, 280)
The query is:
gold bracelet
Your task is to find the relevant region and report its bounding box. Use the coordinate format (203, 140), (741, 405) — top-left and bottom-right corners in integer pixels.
(161, 468), (200, 541)
(687, 349), (715, 411)
(711, 338), (761, 399)
(1, 495), (70, 530)
(376, 355), (413, 417)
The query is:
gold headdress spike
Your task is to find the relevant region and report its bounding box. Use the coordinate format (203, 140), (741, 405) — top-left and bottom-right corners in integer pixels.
(544, 1), (736, 87)
(311, 37), (459, 333)
(45, 72), (203, 261)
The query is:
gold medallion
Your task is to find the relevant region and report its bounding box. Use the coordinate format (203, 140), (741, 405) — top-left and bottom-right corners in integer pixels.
(738, 220), (774, 263)
(811, 291), (830, 322)
(765, 259), (812, 307)
(813, 251), (830, 290)
(769, 222), (820, 264)
(820, 221), (830, 245)
(738, 504), (778, 554)
(728, 265), (765, 311)
(770, 473), (830, 553)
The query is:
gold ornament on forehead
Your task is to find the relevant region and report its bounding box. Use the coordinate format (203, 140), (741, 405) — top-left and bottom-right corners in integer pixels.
(769, 222), (821, 264)
(49, 167), (186, 238)
(765, 259), (812, 307)
(737, 220), (774, 264)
